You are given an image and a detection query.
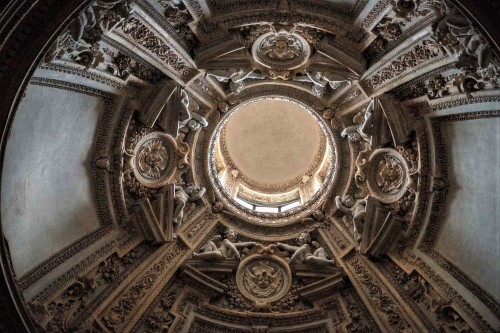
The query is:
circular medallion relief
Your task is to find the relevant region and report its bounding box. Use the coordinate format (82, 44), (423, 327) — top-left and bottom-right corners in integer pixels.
(252, 30), (311, 70)
(236, 254), (292, 304)
(132, 132), (177, 188)
(366, 148), (409, 203)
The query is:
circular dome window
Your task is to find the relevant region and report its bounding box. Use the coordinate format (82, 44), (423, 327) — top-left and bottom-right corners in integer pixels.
(208, 97), (337, 225)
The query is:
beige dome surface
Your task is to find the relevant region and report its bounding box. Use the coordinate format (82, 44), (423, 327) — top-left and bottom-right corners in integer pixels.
(223, 99), (321, 185)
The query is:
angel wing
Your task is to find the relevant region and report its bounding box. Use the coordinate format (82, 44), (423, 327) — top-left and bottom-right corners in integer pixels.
(243, 269), (258, 291)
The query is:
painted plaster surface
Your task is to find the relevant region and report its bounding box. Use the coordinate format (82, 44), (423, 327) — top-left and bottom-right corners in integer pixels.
(1, 85), (102, 276)
(435, 117), (500, 301)
(224, 99), (321, 185)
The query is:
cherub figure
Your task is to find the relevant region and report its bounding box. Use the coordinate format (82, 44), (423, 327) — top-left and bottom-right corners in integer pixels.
(294, 71), (351, 95)
(340, 99), (374, 144)
(276, 232), (335, 266)
(69, 0), (133, 42)
(173, 184), (206, 230)
(193, 228), (256, 261)
(207, 68), (266, 94)
(335, 195), (367, 243)
(178, 90), (208, 132)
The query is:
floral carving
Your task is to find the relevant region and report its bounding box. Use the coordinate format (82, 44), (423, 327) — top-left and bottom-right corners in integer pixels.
(366, 40), (442, 89)
(102, 243), (185, 331)
(121, 17), (195, 78)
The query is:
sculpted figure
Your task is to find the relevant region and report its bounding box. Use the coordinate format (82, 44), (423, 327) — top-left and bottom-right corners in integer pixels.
(69, 0), (133, 42)
(178, 90), (208, 132)
(335, 195), (367, 243)
(206, 69), (265, 94)
(173, 184), (206, 230)
(432, 0), (491, 69)
(294, 71), (351, 95)
(193, 228), (256, 261)
(341, 99), (374, 144)
(276, 232), (335, 266)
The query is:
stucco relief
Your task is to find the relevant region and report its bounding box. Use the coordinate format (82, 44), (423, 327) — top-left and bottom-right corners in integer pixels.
(236, 255), (292, 305)
(252, 29), (311, 72)
(1, 0), (500, 332)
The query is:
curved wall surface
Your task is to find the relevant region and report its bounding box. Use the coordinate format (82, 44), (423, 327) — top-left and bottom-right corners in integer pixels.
(0, 0), (499, 332)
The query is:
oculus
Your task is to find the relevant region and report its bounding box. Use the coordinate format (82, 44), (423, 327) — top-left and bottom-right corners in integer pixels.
(208, 97), (337, 225)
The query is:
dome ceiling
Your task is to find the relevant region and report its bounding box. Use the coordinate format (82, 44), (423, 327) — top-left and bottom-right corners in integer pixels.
(223, 99), (321, 186)
(0, 0), (499, 332)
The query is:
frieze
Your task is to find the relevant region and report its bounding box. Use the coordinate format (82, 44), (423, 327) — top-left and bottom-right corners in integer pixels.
(195, 304), (327, 327)
(377, 257), (452, 332)
(338, 288), (381, 332)
(429, 93), (500, 112)
(367, 14), (436, 65)
(39, 62), (126, 89)
(28, 239), (117, 306)
(291, 0), (352, 20)
(99, 241), (188, 331)
(361, 0), (392, 30)
(18, 227), (113, 292)
(116, 16), (197, 81)
(318, 222), (351, 254)
(343, 251), (424, 332)
(402, 122), (431, 247)
(184, 0), (206, 20)
(412, 257), (497, 332)
(179, 207), (219, 249)
(136, 1), (194, 52)
(391, 62), (456, 100)
(425, 250), (500, 318)
(29, 77), (116, 100)
(129, 279), (182, 332)
(213, 13), (360, 42)
(110, 106), (136, 226)
(101, 35), (166, 83)
(41, 243), (154, 332)
(363, 39), (443, 90)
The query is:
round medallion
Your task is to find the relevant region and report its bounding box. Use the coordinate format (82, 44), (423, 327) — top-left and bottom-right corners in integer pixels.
(235, 254), (292, 304)
(132, 132), (177, 188)
(366, 148), (409, 203)
(252, 30), (311, 70)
